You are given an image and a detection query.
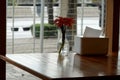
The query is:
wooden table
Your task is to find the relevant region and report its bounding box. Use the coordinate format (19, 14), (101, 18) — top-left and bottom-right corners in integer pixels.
(0, 53), (120, 80)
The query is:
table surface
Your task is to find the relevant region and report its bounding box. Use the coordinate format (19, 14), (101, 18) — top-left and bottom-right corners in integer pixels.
(1, 53), (120, 80)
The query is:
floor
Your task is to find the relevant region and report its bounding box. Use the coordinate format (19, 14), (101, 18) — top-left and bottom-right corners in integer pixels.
(6, 63), (41, 80)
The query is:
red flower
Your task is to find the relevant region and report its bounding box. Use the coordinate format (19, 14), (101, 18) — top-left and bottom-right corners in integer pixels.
(54, 17), (74, 28)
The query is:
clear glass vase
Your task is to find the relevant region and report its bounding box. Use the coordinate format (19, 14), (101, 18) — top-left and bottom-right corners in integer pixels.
(57, 38), (69, 56)
(57, 30), (70, 56)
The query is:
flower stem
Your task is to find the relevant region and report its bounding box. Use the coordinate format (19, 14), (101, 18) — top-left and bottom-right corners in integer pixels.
(58, 26), (66, 55)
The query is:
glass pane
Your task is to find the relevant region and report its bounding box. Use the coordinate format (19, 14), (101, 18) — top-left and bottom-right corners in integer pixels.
(6, 0), (77, 54)
(6, 0), (106, 53)
(77, 0), (106, 36)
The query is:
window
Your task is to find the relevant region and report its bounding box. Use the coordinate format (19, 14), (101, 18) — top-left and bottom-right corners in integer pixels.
(77, 0), (106, 36)
(6, 0), (106, 54)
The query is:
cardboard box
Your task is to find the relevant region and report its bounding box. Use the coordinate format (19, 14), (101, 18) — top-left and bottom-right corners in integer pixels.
(73, 36), (109, 56)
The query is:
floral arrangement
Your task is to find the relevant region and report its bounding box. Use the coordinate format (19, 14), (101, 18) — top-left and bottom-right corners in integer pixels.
(54, 16), (74, 55)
